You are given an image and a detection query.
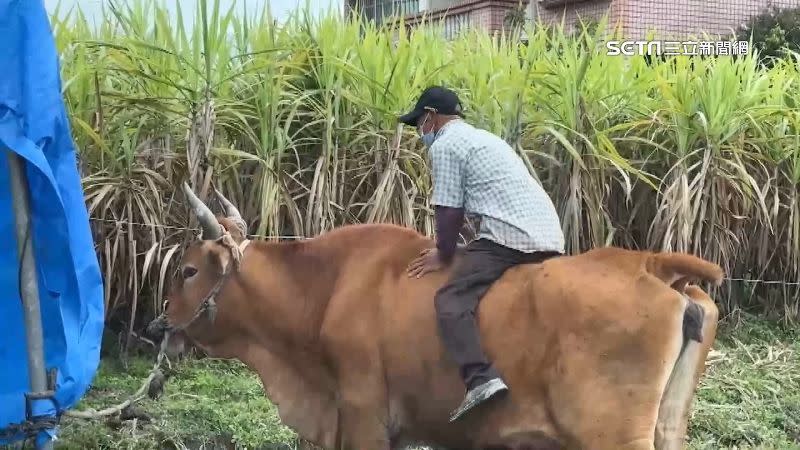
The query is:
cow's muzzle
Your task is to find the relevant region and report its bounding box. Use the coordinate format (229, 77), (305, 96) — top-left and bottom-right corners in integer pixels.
(146, 314), (169, 340)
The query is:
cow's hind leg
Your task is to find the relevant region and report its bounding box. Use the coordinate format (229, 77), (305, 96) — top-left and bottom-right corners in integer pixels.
(654, 287), (719, 450)
(546, 296), (686, 450)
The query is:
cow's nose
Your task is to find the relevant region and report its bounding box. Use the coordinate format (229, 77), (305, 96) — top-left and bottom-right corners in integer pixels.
(146, 315), (169, 340)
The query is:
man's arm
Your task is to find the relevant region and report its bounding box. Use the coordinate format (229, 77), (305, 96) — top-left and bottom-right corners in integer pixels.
(429, 138), (465, 264)
(435, 205), (464, 264)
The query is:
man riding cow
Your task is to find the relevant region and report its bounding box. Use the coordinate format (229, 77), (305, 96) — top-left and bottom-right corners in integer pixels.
(399, 86), (566, 422)
(145, 88), (723, 450)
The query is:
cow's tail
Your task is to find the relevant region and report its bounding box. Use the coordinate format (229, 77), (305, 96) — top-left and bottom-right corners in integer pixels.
(644, 253), (723, 344)
(653, 285), (720, 450)
(646, 253), (725, 292)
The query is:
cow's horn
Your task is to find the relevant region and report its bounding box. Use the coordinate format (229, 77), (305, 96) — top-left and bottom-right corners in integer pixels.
(182, 182), (222, 240)
(214, 187), (246, 233)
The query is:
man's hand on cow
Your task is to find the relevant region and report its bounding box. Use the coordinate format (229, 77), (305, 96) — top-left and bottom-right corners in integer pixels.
(407, 248), (445, 278)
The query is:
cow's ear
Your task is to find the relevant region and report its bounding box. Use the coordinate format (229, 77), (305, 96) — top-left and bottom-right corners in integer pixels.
(206, 242), (232, 276)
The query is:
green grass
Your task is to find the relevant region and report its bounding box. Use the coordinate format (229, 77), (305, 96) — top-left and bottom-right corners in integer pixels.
(56, 317), (800, 449)
(56, 357), (297, 449)
(688, 317), (800, 450)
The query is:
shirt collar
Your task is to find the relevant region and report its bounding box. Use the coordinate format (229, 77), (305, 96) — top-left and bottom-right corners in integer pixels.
(435, 118), (463, 138)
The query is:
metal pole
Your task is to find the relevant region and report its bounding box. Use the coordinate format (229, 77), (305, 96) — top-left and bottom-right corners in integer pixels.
(6, 149), (54, 450)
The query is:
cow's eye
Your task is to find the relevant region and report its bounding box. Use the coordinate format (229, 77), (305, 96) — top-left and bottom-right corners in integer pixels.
(182, 266), (198, 279)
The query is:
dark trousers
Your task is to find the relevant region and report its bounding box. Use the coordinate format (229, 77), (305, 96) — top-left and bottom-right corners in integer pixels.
(434, 238), (560, 391)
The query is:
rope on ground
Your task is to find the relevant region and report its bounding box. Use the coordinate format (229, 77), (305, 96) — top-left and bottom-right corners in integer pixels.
(63, 333), (170, 420)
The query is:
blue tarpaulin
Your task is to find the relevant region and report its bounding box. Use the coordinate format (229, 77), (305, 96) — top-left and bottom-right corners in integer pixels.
(0, 0), (105, 447)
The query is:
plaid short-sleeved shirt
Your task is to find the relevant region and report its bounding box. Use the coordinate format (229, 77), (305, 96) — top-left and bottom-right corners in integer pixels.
(429, 119), (565, 254)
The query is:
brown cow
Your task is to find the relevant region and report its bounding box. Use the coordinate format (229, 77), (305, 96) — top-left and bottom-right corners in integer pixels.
(147, 183), (722, 450)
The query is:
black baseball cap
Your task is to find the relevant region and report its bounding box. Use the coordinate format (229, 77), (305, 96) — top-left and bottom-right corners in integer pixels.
(398, 86), (464, 126)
